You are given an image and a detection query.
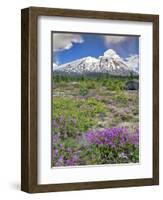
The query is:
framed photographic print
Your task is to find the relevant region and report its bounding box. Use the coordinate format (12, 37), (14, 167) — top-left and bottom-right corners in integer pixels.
(21, 7), (159, 193)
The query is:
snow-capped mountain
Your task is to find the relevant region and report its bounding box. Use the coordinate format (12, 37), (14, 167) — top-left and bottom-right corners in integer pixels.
(54, 49), (139, 76)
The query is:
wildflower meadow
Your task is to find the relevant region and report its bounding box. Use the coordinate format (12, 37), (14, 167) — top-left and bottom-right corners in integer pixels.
(52, 75), (139, 166)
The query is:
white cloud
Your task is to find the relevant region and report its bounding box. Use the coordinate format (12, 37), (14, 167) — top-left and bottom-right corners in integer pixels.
(53, 33), (84, 52)
(104, 35), (129, 45)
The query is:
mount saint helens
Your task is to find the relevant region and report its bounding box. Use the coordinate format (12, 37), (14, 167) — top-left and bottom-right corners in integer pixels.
(53, 49), (139, 76)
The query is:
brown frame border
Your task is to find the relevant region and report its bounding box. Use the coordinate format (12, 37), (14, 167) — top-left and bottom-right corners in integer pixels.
(21, 6), (159, 193)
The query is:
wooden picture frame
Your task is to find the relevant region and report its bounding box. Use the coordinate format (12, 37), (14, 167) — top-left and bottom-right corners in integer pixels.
(21, 6), (159, 193)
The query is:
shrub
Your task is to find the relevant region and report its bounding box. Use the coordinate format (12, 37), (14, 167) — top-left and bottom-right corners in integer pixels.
(86, 81), (96, 89)
(113, 91), (128, 106)
(79, 86), (89, 96)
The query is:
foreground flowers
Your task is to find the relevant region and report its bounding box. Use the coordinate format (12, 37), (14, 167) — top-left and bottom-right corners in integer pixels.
(52, 127), (139, 167)
(86, 127), (139, 147)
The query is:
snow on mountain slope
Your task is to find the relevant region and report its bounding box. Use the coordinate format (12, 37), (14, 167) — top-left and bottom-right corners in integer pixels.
(53, 49), (139, 76)
(125, 55), (139, 73)
(53, 63), (58, 71)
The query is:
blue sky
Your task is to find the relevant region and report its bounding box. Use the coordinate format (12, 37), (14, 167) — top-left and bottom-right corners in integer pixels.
(53, 33), (139, 65)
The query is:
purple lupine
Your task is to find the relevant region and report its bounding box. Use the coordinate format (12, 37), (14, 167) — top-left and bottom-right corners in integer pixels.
(52, 149), (59, 161)
(55, 155), (64, 166)
(128, 128), (139, 145)
(85, 127), (139, 147)
(64, 153), (79, 166)
(66, 159), (73, 166)
(72, 155), (78, 162)
(59, 143), (64, 149)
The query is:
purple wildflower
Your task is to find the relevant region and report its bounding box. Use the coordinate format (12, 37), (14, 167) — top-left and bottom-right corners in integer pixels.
(59, 143), (64, 149)
(85, 127), (139, 147)
(67, 147), (72, 153)
(55, 155), (64, 166)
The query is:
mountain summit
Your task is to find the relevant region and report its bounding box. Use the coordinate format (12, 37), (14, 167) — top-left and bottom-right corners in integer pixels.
(103, 49), (120, 59)
(54, 49), (139, 76)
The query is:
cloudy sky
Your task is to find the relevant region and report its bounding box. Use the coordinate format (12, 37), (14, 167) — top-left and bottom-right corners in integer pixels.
(53, 32), (139, 65)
